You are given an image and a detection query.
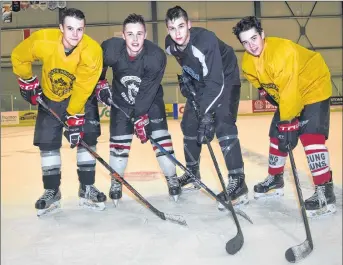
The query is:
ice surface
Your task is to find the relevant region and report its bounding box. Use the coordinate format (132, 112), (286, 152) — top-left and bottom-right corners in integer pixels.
(1, 113), (342, 265)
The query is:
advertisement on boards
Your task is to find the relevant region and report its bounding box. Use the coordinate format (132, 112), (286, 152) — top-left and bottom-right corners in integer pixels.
(1, 111), (19, 126)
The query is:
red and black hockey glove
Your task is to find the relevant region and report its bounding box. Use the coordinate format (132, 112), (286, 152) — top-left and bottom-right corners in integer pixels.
(258, 87), (278, 106)
(63, 113), (85, 148)
(197, 112), (216, 144)
(18, 76), (42, 105)
(134, 114), (150, 144)
(277, 117), (299, 153)
(95, 79), (112, 107)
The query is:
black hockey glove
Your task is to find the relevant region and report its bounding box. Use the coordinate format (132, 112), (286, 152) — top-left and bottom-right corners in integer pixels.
(177, 73), (196, 99)
(197, 112), (215, 144)
(258, 87), (278, 106)
(63, 113), (85, 148)
(277, 117), (299, 153)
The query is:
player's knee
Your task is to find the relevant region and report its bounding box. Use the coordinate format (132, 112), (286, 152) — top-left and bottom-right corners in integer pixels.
(181, 119), (197, 136)
(39, 143), (61, 151)
(77, 145), (96, 168)
(82, 133), (99, 146)
(151, 130), (174, 156)
(109, 135), (132, 158)
(216, 122), (238, 138)
(40, 149), (61, 174)
(299, 134), (326, 145)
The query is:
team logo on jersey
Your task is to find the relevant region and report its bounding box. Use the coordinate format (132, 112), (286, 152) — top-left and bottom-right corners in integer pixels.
(48, 68), (76, 97)
(120, 75), (141, 105)
(261, 83), (279, 103)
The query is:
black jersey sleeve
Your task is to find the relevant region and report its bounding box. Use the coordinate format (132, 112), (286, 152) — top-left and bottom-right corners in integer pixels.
(100, 38), (121, 80)
(195, 31), (224, 115)
(134, 49), (167, 118)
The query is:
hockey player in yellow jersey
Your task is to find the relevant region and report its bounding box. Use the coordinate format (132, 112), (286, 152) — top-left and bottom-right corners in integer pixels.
(233, 16), (336, 218)
(11, 8), (107, 216)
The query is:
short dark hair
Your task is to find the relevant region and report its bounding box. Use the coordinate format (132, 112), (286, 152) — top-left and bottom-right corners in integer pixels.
(59, 8), (85, 25)
(165, 5), (189, 25)
(123, 13), (146, 31)
(232, 16), (263, 42)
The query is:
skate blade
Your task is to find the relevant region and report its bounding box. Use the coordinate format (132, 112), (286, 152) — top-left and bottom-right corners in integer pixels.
(171, 194), (180, 202)
(112, 199), (120, 207)
(306, 204), (337, 219)
(217, 194), (249, 212)
(181, 183), (201, 193)
(254, 189), (284, 200)
(37, 201), (61, 217)
(79, 198), (106, 211)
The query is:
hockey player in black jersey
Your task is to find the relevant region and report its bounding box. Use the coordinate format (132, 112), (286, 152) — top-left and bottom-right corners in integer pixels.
(96, 14), (181, 205)
(165, 6), (249, 209)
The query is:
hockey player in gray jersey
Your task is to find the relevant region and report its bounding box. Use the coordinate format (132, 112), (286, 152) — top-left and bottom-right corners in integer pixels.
(165, 6), (248, 209)
(96, 14), (181, 205)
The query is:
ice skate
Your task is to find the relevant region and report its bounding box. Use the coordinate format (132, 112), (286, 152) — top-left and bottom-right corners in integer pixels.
(254, 173), (284, 199)
(109, 177), (122, 207)
(35, 188), (62, 217)
(217, 174), (249, 211)
(178, 164), (201, 192)
(79, 184), (107, 211)
(165, 174), (181, 202)
(305, 178), (336, 218)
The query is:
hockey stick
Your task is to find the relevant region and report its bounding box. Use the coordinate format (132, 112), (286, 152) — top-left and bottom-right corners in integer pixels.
(36, 97), (187, 227)
(285, 146), (313, 263)
(109, 100), (252, 254)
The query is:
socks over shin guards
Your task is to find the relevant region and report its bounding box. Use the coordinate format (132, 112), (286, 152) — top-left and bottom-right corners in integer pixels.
(300, 134), (331, 185)
(268, 137), (287, 175)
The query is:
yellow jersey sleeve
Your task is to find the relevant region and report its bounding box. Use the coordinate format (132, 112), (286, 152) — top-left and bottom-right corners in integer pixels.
(11, 30), (46, 79)
(66, 40), (103, 115)
(271, 45), (303, 120)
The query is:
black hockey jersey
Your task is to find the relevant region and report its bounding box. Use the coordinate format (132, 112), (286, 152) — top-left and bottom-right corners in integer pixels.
(101, 38), (166, 118)
(165, 27), (240, 115)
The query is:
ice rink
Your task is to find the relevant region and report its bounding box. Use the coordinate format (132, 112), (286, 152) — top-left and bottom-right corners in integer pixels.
(1, 112), (342, 265)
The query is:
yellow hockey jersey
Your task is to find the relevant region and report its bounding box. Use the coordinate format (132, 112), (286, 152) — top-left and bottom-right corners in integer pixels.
(11, 29), (103, 115)
(242, 37), (332, 120)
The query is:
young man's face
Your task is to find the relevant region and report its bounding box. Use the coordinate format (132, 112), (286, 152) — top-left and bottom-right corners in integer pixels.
(166, 17), (191, 48)
(59, 16), (85, 49)
(122, 22), (146, 57)
(239, 28), (265, 57)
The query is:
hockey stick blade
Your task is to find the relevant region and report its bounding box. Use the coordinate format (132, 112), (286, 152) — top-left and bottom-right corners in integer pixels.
(163, 213), (188, 226)
(233, 207), (253, 224)
(226, 227), (244, 255)
(285, 239), (313, 263)
(286, 147), (314, 263)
